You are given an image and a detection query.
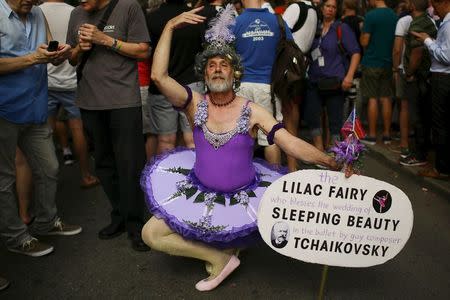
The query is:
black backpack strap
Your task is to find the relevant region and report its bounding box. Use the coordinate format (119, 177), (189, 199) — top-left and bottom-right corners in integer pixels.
(271, 14), (287, 118)
(292, 2), (309, 33)
(276, 14), (286, 41)
(76, 0), (119, 83)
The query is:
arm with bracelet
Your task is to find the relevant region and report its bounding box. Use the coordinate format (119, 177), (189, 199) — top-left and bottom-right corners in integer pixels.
(249, 103), (339, 171)
(78, 24), (149, 60)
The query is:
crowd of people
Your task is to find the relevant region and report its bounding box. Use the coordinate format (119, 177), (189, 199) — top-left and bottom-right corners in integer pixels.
(1, 0), (449, 292)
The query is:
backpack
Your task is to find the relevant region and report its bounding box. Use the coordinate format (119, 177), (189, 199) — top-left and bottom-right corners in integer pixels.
(271, 14), (307, 116)
(292, 1), (316, 33)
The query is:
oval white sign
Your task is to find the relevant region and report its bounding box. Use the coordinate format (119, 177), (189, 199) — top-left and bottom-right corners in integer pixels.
(258, 170), (414, 267)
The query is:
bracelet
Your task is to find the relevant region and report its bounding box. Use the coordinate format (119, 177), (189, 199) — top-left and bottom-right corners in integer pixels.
(173, 85), (192, 111)
(116, 40), (122, 51)
(267, 122), (285, 145)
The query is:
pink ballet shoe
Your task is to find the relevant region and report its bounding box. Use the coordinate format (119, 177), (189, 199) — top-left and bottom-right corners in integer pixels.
(195, 255), (240, 291)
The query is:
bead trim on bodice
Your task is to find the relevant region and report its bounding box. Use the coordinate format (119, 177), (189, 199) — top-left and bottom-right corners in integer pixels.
(202, 124), (239, 150)
(194, 98), (251, 150)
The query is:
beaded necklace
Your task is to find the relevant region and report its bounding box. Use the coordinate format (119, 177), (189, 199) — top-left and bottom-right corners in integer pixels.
(209, 92), (236, 107)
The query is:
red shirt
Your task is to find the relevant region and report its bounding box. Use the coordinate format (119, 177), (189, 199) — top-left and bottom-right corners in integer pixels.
(138, 58), (151, 87)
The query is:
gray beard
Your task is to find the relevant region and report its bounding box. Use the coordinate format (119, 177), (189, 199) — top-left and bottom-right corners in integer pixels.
(205, 78), (233, 93)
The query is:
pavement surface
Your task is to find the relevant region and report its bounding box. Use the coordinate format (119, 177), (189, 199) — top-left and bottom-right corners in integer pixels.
(363, 139), (450, 197)
(1, 139), (449, 299)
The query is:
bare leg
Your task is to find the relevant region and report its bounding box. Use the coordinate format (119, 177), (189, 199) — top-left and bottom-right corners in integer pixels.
(264, 145), (281, 165)
(312, 135), (325, 152)
(50, 117), (70, 151)
(157, 134), (177, 154)
(67, 118), (99, 186)
(142, 217), (233, 279)
(145, 134), (157, 161)
(367, 97), (378, 138)
(182, 131), (195, 149)
(15, 148), (32, 224)
(380, 97), (393, 137)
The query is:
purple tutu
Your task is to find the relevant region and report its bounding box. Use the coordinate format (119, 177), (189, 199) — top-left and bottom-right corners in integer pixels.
(140, 148), (286, 248)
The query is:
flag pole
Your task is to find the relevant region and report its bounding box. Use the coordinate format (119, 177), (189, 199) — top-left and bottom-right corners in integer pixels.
(318, 265), (329, 300)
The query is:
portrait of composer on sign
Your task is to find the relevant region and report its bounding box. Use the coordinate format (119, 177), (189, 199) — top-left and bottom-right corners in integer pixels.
(271, 222), (290, 249)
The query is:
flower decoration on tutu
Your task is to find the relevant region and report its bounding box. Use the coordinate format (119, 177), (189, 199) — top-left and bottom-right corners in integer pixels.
(330, 108), (366, 173)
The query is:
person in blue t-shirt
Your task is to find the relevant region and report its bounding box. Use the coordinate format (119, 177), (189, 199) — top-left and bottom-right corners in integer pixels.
(233, 0), (293, 166)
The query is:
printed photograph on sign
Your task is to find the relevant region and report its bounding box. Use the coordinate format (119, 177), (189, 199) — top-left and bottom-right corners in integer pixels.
(257, 170), (414, 268)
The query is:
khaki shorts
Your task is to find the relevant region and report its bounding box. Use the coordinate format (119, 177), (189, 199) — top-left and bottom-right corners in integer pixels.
(237, 82), (283, 146)
(395, 71), (408, 100)
(360, 67), (394, 98)
(146, 82), (204, 135)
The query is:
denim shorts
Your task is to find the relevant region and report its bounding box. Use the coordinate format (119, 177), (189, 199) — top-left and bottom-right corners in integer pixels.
(48, 90), (81, 119)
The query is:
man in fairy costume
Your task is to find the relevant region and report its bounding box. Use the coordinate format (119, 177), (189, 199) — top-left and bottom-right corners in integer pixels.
(141, 5), (338, 292)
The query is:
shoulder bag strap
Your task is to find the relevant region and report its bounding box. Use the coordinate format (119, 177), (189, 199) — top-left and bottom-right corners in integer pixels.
(76, 0), (120, 83)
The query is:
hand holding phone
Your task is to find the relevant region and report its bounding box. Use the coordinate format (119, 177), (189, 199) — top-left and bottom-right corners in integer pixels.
(47, 41), (59, 52)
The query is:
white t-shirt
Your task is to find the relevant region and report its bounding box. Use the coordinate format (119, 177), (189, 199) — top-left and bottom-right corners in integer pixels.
(283, 1), (317, 53)
(40, 2), (77, 91)
(261, 2), (275, 14)
(394, 15), (412, 71)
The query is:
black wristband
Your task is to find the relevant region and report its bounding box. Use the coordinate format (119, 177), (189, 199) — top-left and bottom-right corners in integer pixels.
(267, 122), (285, 145)
(173, 85), (192, 111)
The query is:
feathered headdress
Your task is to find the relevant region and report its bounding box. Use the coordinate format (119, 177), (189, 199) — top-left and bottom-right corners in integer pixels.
(194, 5), (243, 86)
(204, 5), (236, 45)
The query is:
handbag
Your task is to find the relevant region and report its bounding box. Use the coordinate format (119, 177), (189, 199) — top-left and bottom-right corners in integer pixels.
(317, 76), (342, 92)
(76, 0), (119, 83)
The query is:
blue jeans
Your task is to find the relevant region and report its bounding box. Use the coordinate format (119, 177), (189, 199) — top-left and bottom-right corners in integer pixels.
(0, 118), (59, 247)
(303, 82), (345, 139)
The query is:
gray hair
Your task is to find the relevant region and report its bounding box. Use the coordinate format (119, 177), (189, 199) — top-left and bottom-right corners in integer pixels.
(194, 43), (244, 90)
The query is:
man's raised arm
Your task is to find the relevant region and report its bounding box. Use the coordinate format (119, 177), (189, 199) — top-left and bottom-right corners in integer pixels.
(151, 7), (206, 108)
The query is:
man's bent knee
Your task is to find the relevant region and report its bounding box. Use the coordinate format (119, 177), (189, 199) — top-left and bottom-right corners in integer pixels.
(141, 217), (165, 249)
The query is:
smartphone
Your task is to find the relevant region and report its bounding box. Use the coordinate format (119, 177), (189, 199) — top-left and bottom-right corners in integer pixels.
(47, 41), (59, 52)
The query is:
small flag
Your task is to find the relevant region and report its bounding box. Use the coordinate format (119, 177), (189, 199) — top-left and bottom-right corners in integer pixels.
(341, 108), (366, 139)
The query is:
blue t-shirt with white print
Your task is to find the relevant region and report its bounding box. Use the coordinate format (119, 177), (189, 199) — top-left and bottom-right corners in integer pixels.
(233, 8), (293, 84)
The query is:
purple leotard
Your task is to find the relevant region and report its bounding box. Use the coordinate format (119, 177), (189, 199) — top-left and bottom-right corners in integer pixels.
(141, 97), (286, 248)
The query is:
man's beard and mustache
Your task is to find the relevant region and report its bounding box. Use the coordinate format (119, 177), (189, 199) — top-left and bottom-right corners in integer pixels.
(205, 74), (233, 93)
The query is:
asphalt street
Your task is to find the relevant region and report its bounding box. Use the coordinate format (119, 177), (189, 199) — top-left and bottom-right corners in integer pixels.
(1, 149), (449, 299)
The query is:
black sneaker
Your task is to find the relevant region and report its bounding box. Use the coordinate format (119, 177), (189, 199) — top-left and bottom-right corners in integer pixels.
(7, 238), (54, 257)
(40, 218), (82, 236)
(400, 147), (411, 159)
(399, 155), (427, 167)
(0, 276), (10, 291)
(63, 154), (75, 165)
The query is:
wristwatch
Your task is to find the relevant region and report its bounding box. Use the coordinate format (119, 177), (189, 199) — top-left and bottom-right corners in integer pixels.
(111, 38), (118, 50)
